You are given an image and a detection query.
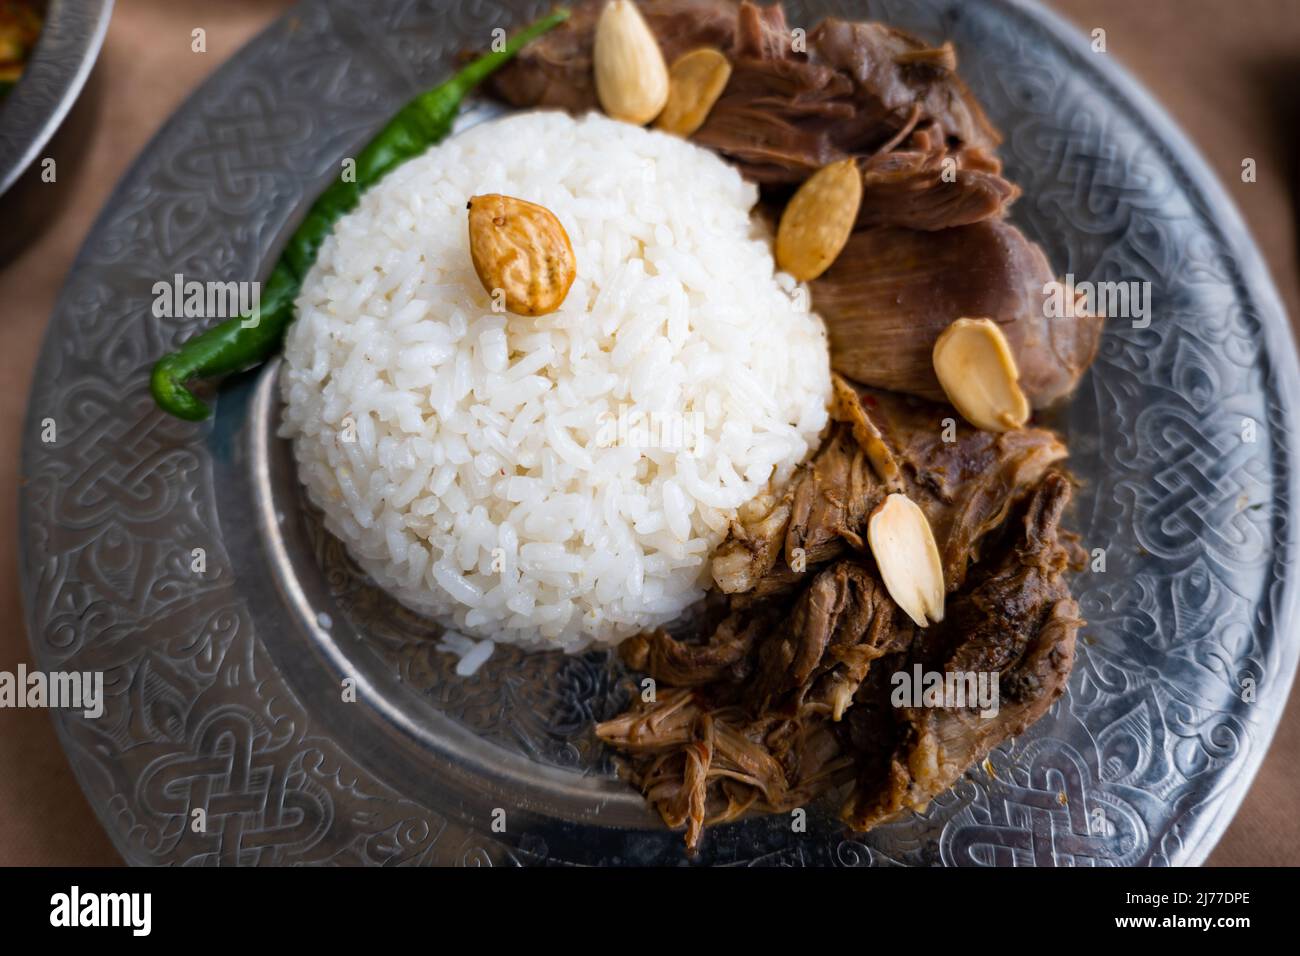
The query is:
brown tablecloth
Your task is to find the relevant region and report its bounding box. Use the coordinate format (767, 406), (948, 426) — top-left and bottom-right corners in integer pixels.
(0, 0), (1296, 866)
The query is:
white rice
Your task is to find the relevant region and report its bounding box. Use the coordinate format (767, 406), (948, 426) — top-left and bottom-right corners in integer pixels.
(280, 111), (831, 654)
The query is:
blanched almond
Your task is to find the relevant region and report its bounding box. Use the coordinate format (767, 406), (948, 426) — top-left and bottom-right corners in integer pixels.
(654, 48), (732, 137)
(775, 158), (863, 281)
(467, 194), (576, 316)
(932, 318), (1030, 432)
(867, 493), (945, 628)
(594, 0), (670, 125)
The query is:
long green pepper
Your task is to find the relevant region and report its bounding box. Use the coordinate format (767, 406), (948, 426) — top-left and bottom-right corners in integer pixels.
(150, 9), (569, 421)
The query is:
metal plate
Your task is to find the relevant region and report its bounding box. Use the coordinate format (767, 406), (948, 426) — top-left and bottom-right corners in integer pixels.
(19, 0), (1300, 866)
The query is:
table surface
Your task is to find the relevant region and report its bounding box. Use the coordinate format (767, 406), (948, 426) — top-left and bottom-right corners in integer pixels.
(1, 0), (1296, 866)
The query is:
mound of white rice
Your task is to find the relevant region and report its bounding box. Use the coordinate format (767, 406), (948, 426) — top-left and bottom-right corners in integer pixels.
(280, 110), (831, 653)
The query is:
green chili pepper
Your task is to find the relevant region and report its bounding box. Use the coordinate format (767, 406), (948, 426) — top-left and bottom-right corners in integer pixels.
(151, 8), (569, 421)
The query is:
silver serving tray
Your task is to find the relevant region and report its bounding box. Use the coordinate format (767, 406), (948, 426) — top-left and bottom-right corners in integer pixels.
(19, 0), (1300, 866)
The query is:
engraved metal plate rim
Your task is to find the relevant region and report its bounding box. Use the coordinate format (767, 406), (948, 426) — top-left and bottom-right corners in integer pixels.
(1016, 0), (1300, 862)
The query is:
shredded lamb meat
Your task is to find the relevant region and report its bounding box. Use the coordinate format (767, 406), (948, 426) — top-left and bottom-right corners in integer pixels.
(597, 383), (1085, 851)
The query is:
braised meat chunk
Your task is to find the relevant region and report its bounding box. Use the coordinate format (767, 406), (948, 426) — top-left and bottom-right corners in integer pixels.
(596, 558), (909, 849)
(853, 126), (1020, 231)
(490, 0), (1018, 229)
(598, 467), (1081, 851)
(691, 4), (1007, 200)
(812, 221), (1104, 408)
(711, 379), (1067, 597)
(842, 472), (1081, 829)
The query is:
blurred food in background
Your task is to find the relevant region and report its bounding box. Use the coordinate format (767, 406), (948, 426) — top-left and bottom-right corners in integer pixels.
(0, 0), (44, 99)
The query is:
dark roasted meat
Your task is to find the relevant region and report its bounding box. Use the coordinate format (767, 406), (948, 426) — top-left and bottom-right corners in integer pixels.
(854, 125), (1020, 231)
(694, 5), (1005, 196)
(688, 2), (860, 184)
(489, 0), (1018, 228)
(841, 472), (1081, 829)
(597, 378), (1082, 850)
(596, 558), (908, 849)
(811, 221), (1105, 408)
(618, 604), (776, 687)
(598, 469), (1081, 850)
(711, 378), (1067, 596)
(781, 14), (1001, 158)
